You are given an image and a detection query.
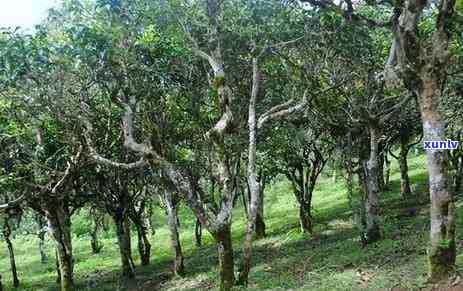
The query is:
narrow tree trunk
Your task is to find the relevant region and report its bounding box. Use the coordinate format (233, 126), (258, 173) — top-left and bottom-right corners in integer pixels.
(377, 146), (386, 191)
(113, 214), (136, 279)
(399, 133), (412, 198)
(55, 250), (61, 283)
(90, 216), (102, 254)
(365, 126), (382, 243)
(195, 218), (202, 247)
(237, 67), (261, 286)
(0, 273), (3, 291)
(332, 168), (337, 183)
(384, 152), (391, 189)
(36, 214), (48, 263)
(420, 77), (456, 281)
(215, 225), (235, 291)
(45, 205), (73, 291)
(454, 157), (463, 194)
(3, 221), (19, 288)
(147, 204), (156, 236)
(255, 181), (266, 239)
(164, 191), (185, 276)
(399, 149), (412, 198)
(134, 221), (151, 266)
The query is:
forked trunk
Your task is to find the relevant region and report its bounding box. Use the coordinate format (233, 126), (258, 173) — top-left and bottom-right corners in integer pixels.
(164, 191), (185, 276)
(45, 205), (74, 291)
(113, 215), (136, 279)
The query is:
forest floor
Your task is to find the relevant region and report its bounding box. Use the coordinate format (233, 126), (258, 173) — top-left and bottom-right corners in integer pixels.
(2, 153), (463, 291)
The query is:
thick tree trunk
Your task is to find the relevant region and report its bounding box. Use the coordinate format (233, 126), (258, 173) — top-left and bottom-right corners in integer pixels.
(420, 76), (456, 281)
(215, 225), (235, 291)
(195, 218), (202, 247)
(298, 202), (312, 233)
(164, 191), (185, 276)
(45, 205), (74, 291)
(3, 221), (19, 288)
(399, 141), (412, 198)
(113, 214), (136, 279)
(365, 127), (382, 243)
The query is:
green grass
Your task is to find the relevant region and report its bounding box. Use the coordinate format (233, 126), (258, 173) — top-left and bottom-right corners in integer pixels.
(1, 153), (463, 290)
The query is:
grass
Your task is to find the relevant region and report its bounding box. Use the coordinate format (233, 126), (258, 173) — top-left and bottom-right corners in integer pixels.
(1, 153), (463, 290)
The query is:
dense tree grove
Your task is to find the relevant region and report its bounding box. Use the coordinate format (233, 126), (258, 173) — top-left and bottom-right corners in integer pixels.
(0, 0), (462, 290)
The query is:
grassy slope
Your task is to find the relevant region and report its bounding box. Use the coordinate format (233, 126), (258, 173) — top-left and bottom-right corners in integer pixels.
(1, 153), (463, 291)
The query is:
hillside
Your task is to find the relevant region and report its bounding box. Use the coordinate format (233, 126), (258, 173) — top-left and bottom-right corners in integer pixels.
(1, 154), (462, 291)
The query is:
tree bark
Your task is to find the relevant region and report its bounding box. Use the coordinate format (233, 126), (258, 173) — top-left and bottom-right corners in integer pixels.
(255, 174), (266, 239)
(129, 204), (151, 266)
(195, 218), (202, 247)
(384, 152), (391, 189)
(399, 134), (412, 197)
(420, 76), (456, 281)
(454, 156), (463, 194)
(35, 214), (48, 263)
(45, 204), (74, 291)
(214, 225), (235, 291)
(377, 143), (386, 191)
(2, 220), (19, 288)
(364, 126), (382, 243)
(134, 221), (151, 266)
(113, 214), (136, 279)
(90, 214), (103, 254)
(298, 201), (312, 233)
(164, 191), (185, 276)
